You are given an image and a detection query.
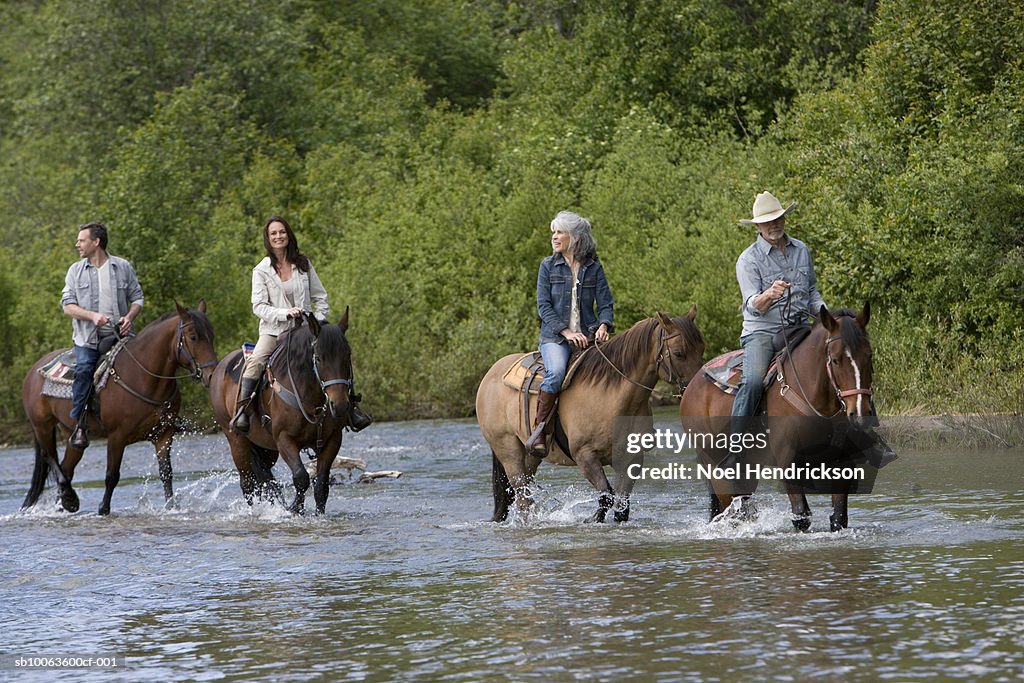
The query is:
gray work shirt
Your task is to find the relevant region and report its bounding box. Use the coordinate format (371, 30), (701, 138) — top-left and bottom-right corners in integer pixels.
(61, 255), (144, 348)
(736, 234), (826, 337)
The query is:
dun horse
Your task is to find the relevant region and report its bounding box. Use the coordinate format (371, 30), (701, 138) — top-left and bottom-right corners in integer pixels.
(477, 310), (705, 523)
(22, 302), (217, 515)
(680, 304), (876, 531)
(208, 310), (355, 514)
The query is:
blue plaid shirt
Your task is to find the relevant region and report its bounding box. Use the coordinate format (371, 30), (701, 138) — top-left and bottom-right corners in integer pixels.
(736, 234), (825, 337)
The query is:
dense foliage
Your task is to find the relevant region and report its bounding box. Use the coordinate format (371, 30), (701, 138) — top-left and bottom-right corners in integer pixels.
(0, 0), (1020, 442)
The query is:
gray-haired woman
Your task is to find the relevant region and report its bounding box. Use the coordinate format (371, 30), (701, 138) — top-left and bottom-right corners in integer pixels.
(527, 211), (614, 457)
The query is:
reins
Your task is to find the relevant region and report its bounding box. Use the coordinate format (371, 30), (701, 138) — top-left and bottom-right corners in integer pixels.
(108, 317), (212, 407)
(273, 319), (353, 429)
(774, 298), (872, 417)
(593, 324), (685, 397)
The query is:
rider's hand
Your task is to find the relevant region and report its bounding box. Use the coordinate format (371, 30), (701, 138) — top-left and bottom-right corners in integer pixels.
(561, 329), (589, 348)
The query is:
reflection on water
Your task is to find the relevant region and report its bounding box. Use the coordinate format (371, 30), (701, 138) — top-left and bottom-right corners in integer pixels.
(0, 418), (1022, 681)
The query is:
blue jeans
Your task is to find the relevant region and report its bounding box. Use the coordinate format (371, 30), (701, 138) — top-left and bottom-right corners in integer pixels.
(731, 332), (779, 432)
(71, 344), (101, 421)
(539, 341), (570, 393)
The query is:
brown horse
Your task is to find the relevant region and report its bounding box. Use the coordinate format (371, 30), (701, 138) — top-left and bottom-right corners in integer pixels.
(477, 310), (705, 523)
(679, 304), (875, 531)
(208, 310), (355, 514)
(22, 302), (218, 515)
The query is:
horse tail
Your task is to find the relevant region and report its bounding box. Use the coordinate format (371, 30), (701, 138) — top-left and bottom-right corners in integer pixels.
(22, 429), (53, 510)
(491, 450), (513, 522)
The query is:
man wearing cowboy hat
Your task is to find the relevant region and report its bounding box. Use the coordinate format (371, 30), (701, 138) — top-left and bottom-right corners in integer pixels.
(732, 191), (825, 435)
(731, 190), (896, 468)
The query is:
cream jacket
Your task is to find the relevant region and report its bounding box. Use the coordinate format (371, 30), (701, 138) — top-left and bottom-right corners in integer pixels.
(251, 257), (330, 336)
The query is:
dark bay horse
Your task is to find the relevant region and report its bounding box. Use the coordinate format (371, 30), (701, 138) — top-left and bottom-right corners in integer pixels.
(208, 310), (355, 514)
(680, 304), (875, 531)
(477, 310), (705, 523)
(22, 302), (217, 515)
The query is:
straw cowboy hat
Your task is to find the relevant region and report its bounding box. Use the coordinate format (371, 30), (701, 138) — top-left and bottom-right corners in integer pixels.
(739, 191), (797, 225)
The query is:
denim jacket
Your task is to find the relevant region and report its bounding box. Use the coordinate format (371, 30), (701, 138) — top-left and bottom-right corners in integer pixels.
(60, 255), (144, 349)
(537, 253), (614, 345)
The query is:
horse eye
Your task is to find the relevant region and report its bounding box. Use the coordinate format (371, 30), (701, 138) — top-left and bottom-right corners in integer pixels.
(674, 351), (684, 358)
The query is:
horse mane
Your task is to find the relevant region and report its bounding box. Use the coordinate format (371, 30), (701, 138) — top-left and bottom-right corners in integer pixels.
(571, 314), (703, 389)
(144, 307), (216, 344)
(283, 320), (350, 372)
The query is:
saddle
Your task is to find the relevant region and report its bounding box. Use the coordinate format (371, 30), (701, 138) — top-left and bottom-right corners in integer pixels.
(501, 348), (590, 446)
(37, 340), (129, 401)
(227, 341), (297, 429)
(702, 325), (812, 396)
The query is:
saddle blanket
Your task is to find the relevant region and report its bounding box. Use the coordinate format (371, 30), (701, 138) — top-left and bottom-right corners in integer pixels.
(37, 342), (126, 400)
(702, 349), (778, 396)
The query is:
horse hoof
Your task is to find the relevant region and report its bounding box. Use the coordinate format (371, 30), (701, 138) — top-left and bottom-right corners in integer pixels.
(98, 505), (111, 516)
(58, 487), (80, 513)
(613, 506), (630, 523)
(791, 515), (811, 532)
(586, 510), (608, 524)
(829, 515), (847, 531)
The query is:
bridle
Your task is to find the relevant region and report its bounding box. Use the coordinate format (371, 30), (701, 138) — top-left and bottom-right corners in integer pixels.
(594, 325), (688, 397)
(110, 317), (215, 407)
(276, 327), (353, 426)
(175, 319), (217, 383)
(778, 331), (873, 419)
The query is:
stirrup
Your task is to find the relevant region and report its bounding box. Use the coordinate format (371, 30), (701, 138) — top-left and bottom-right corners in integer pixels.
(69, 423), (89, 449)
(525, 422), (547, 457)
(232, 405), (252, 434)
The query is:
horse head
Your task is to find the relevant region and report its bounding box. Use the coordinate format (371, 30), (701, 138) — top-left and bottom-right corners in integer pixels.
(174, 300), (218, 387)
(656, 306), (706, 393)
(306, 307), (354, 420)
(820, 302), (876, 428)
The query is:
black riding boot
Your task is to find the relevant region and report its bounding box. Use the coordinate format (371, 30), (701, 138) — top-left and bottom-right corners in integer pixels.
(233, 377), (259, 434)
(348, 391), (373, 432)
(860, 429), (898, 468)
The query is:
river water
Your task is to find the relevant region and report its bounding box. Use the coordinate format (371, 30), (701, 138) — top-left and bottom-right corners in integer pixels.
(0, 415), (1022, 682)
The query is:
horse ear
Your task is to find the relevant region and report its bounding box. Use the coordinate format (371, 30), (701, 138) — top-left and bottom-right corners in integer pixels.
(686, 304), (697, 321)
(307, 312), (321, 337)
(819, 305), (838, 333)
(197, 299), (207, 314)
(175, 300), (190, 320)
(656, 311), (675, 331)
(338, 305), (350, 333)
(856, 300), (870, 328)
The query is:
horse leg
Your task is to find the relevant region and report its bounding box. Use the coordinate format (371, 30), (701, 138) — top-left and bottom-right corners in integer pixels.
(55, 437), (87, 514)
(151, 426), (176, 508)
(830, 493), (849, 531)
(706, 483), (723, 521)
(491, 451), (514, 522)
(98, 439), (128, 515)
(577, 452), (615, 524)
(23, 425), (79, 512)
(785, 485), (813, 532)
(277, 435), (310, 515)
(611, 455), (641, 523)
(313, 435), (342, 515)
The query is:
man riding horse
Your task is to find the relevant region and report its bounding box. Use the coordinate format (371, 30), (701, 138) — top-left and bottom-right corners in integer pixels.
(731, 191), (896, 469)
(60, 222), (144, 449)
